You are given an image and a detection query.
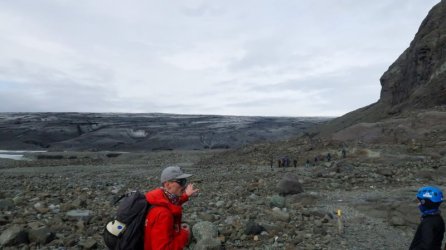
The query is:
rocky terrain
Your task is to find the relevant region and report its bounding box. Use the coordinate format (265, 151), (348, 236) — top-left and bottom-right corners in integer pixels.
(0, 146), (445, 250)
(0, 113), (328, 152)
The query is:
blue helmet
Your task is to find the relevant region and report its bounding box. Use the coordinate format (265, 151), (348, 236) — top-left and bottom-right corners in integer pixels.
(417, 186), (443, 203)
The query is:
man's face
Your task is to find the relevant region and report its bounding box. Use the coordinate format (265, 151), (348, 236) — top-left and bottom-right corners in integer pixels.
(165, 178), (187, 196)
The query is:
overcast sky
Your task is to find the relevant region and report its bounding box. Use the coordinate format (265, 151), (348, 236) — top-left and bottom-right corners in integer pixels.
(0, 0), (440, 117)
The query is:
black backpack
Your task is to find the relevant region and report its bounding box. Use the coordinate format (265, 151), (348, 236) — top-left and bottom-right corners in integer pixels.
(103, 191), (150, 250)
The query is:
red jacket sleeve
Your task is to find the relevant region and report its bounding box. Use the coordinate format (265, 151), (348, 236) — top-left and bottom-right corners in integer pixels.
(178, 193), (189, 205)
(145, 207), (189, 250)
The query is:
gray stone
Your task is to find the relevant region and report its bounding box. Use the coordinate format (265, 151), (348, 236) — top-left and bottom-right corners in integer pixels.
(277, 174), (303, 195)
(245, 220), (265, 235)
(389, 216), (406, 227)
(194, 237), (221, 250)
(224, 215), (241, 226)
(34, 202), (49, 213)
(377, 168), (393, 177)
(72, 196), (88, 207)
(79, 238), (98, 249)
(0, 215), (10, 225)
(66, 209), (93, 222)
(0, 199), (15, 210)
(192, 221), (218, 241)
(271, 207), (290, 222)
(28, 226), (55, 244)
(198, 212), (215, 222)
(248, 193), (258, 200)
(270, 195), (286, 208)
(27, 221), (45, 230)
(287, 193), (318, 206)
(0, 225), (28, 246)
(215, 200), (225, 208)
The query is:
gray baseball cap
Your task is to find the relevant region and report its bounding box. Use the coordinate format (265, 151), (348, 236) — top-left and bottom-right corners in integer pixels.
(160, 166), (192, 183)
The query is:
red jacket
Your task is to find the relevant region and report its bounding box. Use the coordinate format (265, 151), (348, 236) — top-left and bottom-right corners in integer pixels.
(144, 188), (190, 250)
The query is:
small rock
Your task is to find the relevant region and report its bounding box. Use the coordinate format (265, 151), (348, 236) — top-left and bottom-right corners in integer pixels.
(0, 199), (15, 210)
(248, 193), (258, 200)
(224, 215), (240, 226)
(0, 215), (10, 225)
(377, 168), (393, 177)
(215, 200), (225, 208)
(66, 209), (93, 222)
(192, 221), (218, 241)
(389, 215), (406, 226)
(79, 238), (97, 249)
(198, 212), (215, 222)
(194, 237), (221, 250)
(34, 202), (49, 213)
(271, 207), (290, 222)
(48, 204), (60, 213)
(245, 220), (265, 235)
(270, 195), (286, 208)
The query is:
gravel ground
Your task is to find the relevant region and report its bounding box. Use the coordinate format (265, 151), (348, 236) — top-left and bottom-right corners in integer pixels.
(0, 150), (444, 249)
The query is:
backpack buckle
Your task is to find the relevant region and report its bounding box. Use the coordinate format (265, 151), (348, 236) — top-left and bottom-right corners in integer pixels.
(106, 220), (127, 236)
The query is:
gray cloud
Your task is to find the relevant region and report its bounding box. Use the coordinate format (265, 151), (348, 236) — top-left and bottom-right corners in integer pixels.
(0, 0), (440, 116)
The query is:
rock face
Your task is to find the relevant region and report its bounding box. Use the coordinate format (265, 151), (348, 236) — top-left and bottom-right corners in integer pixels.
(380, 1), (446, 111)
(0, 113), (328, 151)
(319, 1), (446, 136)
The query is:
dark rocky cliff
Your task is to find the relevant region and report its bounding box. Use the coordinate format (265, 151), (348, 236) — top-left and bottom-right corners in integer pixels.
(380, 0), (446, 112)
(320, 0), (446, 135)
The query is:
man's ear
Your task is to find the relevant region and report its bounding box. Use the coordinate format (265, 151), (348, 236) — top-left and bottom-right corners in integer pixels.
(162, 181), (171, 189)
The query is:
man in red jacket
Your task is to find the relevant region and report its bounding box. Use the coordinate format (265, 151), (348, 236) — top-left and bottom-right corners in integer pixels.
(144, 166), (199, 250)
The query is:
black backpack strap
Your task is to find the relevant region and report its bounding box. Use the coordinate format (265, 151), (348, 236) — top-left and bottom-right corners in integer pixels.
(113, 191), (139, 205)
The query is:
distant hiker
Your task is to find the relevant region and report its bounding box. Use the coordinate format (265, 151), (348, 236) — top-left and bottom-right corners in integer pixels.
(305, 159), (310, 168)
(326, 153), (331, 162)
(409, 186), (444, 250)
(270, 158), (274, 170)
(278, 159), (282, 168)
(284, 156), (290, 167)
(293, 159), (297, 168)
(144, 166), (199, 250)
(342, 148), (347, 159)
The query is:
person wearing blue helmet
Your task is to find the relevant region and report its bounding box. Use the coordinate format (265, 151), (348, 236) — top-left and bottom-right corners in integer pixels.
(409, 186), (445, 250)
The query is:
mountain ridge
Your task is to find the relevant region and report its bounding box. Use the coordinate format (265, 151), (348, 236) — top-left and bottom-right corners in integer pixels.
(0, 112), (329, 151)
(317, 0), (446, 138)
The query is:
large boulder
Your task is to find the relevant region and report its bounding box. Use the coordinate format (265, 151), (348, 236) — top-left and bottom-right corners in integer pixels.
(28, 226), (55, 245)
(192, 221), (221, 250)
(276, 174), (303, 195)
(0, 225), (28, 246)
